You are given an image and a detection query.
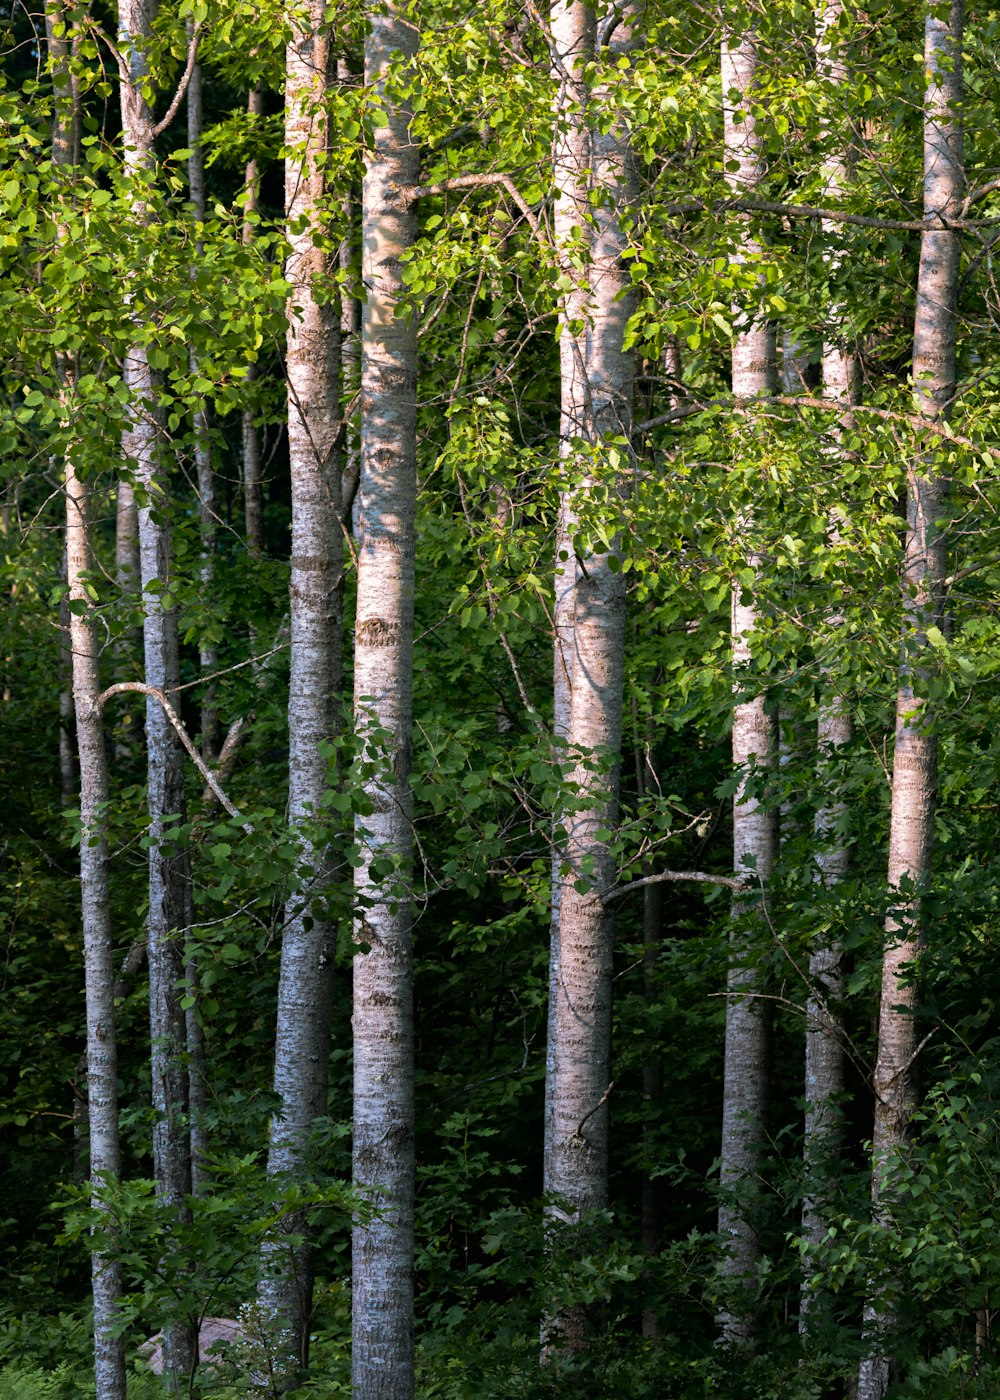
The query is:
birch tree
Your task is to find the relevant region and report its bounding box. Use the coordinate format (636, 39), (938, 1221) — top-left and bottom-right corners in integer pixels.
(351, 4), (418, 1394)
(117, 1), (196, 1381)
(543, 0), (638, 1347)
(544, 0), (593, 1201)
(800, 0), (856, 1325)
(49, 5), (125, 1393)
(717, 9), (777, 1340)
(259, 1), (341, 1365)
(857, 1), (963, 1392)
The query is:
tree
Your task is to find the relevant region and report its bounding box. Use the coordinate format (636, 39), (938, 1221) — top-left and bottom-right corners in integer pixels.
(351, 0), (419, 1391)
(116, 1), (198, 1386)
(259, 0), (342, 1367)
(857, 1), (963, 1393)
(50, 3), (126, 1393)
(716, 4), (777, 1341)
(543, 0), (637, 1349)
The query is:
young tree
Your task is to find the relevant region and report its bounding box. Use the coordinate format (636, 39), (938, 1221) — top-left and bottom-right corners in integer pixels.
(117, 1), (196, 1381)
(49, 5), (125, 1393)
(350, 3), (418, 1394)
(857, 1), (963, 1393)
(717, 8), (777, 1341)
(800, 0), (857, 1323)
(543, 0), (637, 1346)
(259, 0), (341, 1365)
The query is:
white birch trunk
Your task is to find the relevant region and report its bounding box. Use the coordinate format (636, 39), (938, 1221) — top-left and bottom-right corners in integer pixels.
(259, 4), (341, 1367)
(49, 7), (126, 1392)
(857, 6), (962, 1393)
(242, 87), (265, 559)
(800, 0), (856, 1327)
(118, 2), (196, 1383)
(717, 16), (777, 1341)
(544, 0), (592, 1216)
(543, 0), (637, 1349)
(186, 32), (218, 763)
(351, 5), (418, 1392)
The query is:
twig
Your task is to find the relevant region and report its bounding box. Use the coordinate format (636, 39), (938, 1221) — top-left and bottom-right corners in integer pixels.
(573, 1081), (614, 1141)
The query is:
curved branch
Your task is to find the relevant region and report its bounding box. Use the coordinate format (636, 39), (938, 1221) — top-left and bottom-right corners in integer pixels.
(601, 869), (748, 905)
(93, 682), (250, 827)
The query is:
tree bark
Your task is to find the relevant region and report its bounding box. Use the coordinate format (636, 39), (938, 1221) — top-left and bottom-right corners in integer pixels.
(543, 0), (592, 1239)
(543, 0), (636, 1350)
(717, 13), (777, 1343)
(259, 3), (341, 1369)
(49, 5), (126, 1393)
(800, 0), (856, 1328)
(857, 4), (962, 1393)
(351, 5), (418, 1393)
(117, 1), (196, 1384)
(242, 87), (265, 559)
(186, 27), (218, 764)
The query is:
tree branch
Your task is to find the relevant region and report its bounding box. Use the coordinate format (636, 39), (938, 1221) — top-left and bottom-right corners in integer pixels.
(152, 23), (202, 138)
(601, 869), (748, 904)
(406, 173), (543, 242)
(93, 682), (250, 827)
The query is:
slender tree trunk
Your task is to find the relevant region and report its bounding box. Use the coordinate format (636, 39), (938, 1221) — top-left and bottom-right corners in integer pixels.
(800, 0), (856, 1327)
(351, 6), (418, 1393)
(717, 14), (777, 1342)
(186, 28), (217, 764)
(543, 0), (637, 1349)
(543, 0), (592, 1227)
(184, 23), (211, 1199)
(857, 4), (962, 1394)
(243, 87), (265, 559)
(259, 4), (341, 1370)
(118, 3), (196, 1384)
(59, 563), (77, 808)
(49, 7), (126, 1394)
(339, 59), (362, 524)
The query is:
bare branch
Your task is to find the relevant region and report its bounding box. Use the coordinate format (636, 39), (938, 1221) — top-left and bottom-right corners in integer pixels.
(406, 173), (543, 243)
(152, 23), (202, 138)
(602, 869), (748, 904)
(93, 682), (250, 827)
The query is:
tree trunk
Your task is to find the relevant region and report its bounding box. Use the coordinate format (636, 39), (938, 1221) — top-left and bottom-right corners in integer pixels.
(543, 0), (636, 1350)
(259, 3), (341, 1369)
(186, 28), (218, 764)
(543, 0), (592, 1235)
(857, 4), (962, 1393)
(242, 87), (265, 559)
(717, 14), (777, 1343)
(351, 5), (418, 1393)
(118, 2), (196, 1384)
(49, 6), (126, 1393)
(801, 0), (856, 1327)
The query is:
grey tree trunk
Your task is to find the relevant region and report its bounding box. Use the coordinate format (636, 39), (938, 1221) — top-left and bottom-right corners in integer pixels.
(242, 87), (265, 559)
(800, 0), (856, 1328)
(259, 3), (341, 1369)
(186, 30), (218, 764)
(118, 2), (196, 1384)
(717, 16), (777, 1343)
(857, 4), (962, 1394)
(49, 6), (126, 1393)
(543, 0), (636, 1349)
(543, 0), (592, 1227)
(184, 28), (211, 1199)
(351, 5), (418, 1394)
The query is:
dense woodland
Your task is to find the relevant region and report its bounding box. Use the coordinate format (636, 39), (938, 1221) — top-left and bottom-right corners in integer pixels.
(2, 0), (1000, 1396)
